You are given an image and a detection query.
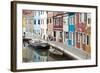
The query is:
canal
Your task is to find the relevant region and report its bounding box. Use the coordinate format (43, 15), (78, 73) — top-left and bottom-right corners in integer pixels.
(22, 42), (75, 62)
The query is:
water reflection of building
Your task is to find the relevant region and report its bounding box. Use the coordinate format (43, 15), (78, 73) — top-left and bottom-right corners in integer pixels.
(30, 43), (50, 62)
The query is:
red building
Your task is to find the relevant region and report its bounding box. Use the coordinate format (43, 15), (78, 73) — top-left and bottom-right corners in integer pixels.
(75, 13), (80, 49)
(75, 13), (86, 49)
(53, 12), (64, 42)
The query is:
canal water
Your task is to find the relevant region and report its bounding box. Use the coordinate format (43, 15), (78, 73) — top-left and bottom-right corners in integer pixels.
(22, 42), (75, 62)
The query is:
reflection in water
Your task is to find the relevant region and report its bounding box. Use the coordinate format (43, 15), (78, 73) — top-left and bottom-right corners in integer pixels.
(22, 42), (75, 62)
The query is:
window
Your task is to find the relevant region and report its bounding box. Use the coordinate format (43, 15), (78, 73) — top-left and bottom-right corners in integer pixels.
(41, 11), (42, 14)
(47, 19), (48, 24)
(54, 18), (57, 25)
(56, 18), (59, 25)
(54, 31), (56, 37)
(65, 32), (68, 38)
(54, 18), (56, 26)
(87, 35), (90, 45)
(64, 32), (68, 41)
(50, 18), (52, 23)
(60, 32), (63, 38)
(38, 11), (40, 16)
(55, 18), (57, 25)
(69, 16), (73, 24)
(33, 11), (36, 16)
(40, 11), (44, 15)
(84, 13), (87, 22)
(38, 19), (40, 24)
(59, 17), (62, 26)
(80, 13), (82, 23)
(88, 18), (91, 24)
(56, 17), (61, 26)
(34, 19), (36, 24)
(61, 17), (63, 25)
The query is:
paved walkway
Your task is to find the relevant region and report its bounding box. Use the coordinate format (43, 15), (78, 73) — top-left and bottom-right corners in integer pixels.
(39, 40), (91, 60)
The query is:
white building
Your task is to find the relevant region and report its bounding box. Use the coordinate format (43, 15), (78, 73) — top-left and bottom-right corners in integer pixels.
(63, 14), (69, 45)
(33, 11), (41, 38)
(40, 11), (48, 40)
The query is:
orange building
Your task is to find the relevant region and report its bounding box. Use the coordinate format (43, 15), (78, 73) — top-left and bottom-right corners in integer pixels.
(22, 10), (34, 34)
(75, 13), (91, 54)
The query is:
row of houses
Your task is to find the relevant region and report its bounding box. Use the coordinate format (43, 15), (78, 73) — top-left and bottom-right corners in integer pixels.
(22, 10), (91, 55)
(47, 12), (91, 54)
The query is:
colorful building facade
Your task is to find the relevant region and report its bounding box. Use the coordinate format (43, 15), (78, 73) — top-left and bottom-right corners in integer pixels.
(22, 10), (34, 37)
(22, 10), (91, 56)
(75, 13), (91, 54)
(40, 11), (48, 40)
(47, 12), (54, 40)
(68, 13), (75, 47)
(53, 12), (63, 42)
(33, 11), (48, 40)
(63, 13), (69, 45)
(84, 13), (91, 54)
(33, 11), (41, 37)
